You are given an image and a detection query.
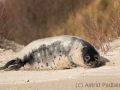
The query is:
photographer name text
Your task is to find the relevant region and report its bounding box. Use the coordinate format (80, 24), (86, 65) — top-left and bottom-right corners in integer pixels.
(76, 82), (120, 88)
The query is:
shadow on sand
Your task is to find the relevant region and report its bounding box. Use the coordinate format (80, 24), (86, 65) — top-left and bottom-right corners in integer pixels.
(98, 56), (110, 67)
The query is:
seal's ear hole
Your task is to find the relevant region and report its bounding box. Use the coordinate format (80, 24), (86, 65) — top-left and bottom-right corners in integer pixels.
(82, 45), (87, 51)
(84, 56), (90, 61)
(82, 47), (85, 50)
(94, 55), (99, 61)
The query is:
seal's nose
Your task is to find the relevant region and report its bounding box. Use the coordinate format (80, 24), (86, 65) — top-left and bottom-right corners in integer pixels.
(88, 61), (98, 67)
(94, 55), (99, 61)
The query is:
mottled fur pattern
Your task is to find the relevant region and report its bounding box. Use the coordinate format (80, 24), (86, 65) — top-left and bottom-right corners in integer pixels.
(0, 35), (100, 71)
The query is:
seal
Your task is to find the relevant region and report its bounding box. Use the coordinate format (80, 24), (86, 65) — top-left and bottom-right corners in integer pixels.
(0, 35), (100, 71)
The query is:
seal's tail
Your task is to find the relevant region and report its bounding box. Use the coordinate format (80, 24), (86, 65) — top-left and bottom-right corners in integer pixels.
(0, 59), (25, 70)
(0, 60), (16, 70)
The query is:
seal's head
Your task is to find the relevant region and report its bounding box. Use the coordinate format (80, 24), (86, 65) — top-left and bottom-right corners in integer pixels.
(82, 45), (100, 68)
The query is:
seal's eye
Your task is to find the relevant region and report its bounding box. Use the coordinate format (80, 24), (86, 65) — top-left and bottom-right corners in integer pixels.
(94, 55), (98, 61)
(84, 56), (90, 61)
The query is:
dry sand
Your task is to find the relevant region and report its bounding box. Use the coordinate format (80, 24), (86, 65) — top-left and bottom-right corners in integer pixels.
(0, 38), (120, 90)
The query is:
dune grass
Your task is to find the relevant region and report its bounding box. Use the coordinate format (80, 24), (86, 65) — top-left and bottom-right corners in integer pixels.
(0, 0), (120, 50)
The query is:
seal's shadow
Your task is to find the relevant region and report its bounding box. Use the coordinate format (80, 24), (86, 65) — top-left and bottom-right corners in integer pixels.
(98, 56), (110, 67)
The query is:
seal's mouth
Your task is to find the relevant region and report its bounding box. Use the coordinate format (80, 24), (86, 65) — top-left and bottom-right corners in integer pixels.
(84, 55), (100, 68)
(85, 61), (99, 68)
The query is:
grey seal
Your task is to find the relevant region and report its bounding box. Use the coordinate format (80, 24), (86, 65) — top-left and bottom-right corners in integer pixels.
(0, 35), (100, 70)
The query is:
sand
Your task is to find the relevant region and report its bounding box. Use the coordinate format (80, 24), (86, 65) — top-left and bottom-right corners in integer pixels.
(0, 38), (120, 90)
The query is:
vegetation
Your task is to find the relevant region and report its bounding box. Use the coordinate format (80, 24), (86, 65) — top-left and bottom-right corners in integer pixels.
(0, 0), (120, 49)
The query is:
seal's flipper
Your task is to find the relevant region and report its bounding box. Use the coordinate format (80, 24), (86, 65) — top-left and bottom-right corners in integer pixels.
(0, 60), (15, 70)
(0, 59), (25, 70)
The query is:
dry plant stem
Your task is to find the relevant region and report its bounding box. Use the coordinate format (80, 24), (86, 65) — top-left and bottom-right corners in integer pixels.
(70, 4), (84, 32)
(0, 0), (12, 38)
(1, 19), (12, 33)
(0, 0), (7, 34)
(0, 0), (5, 19)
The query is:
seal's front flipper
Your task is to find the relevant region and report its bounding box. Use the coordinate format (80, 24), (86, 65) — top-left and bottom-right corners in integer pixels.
(69, 62), (78, 69)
